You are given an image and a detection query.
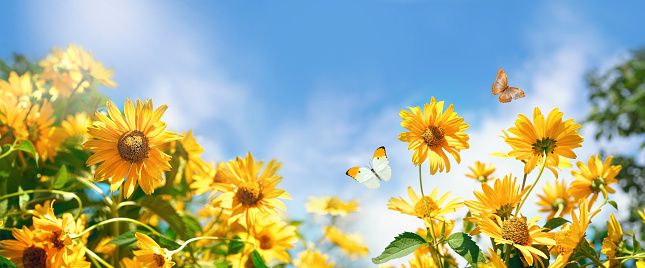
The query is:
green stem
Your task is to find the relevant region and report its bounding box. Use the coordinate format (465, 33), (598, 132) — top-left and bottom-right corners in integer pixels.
(83, 245), (114, 268)
(116, 201), (140, 209)
(554, 203), (565, 218)
(169, 237), (256, 255)
(520, 173), (528, 191)
(579, 246), (605, 267)
(418, 165), (444, 268)
(514, 150), (548, 217)
(0, 147), (15, 160)
(60, 76), (86, 121)
(504, 244), (511, 265)
(591, 185), (610, 216)
(70, 217), (162, 239)
(578, 253), (645, 267)
(0, 189), (83, 219)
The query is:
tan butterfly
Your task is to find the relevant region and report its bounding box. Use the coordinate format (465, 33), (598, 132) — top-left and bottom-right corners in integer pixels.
(491, 69), (525, 103)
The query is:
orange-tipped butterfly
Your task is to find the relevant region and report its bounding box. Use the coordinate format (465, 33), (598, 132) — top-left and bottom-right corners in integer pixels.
(346, 146), (391, 189)
(492, 69), (525, 103)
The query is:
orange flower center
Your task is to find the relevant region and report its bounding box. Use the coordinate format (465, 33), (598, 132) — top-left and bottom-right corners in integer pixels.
(258, 233), (274, 250)
(117, 130), (150, 163)
(326, 197), (343, 210)
(413, 196), (439, 218)
(49, 231), (65, 249)
(153, 253), (166, 267)
(422, 126), (445, 147)
(236, 182), (262, 206)
(22, 246), (47, 268)
(501, 217), (530, 245)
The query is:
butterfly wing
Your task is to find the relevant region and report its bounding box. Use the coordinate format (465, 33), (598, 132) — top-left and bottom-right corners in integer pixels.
(372, 146), (391, 182)
(346, 167), (381, 189)
(491, 69), (508, 95)
(498, 87), (525, 103)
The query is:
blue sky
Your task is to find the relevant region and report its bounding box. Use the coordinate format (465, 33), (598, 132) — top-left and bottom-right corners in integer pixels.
(2, 0), (645, 266)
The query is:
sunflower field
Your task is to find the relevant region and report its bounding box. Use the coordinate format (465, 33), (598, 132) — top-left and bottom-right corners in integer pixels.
(0, 44), (644, 268)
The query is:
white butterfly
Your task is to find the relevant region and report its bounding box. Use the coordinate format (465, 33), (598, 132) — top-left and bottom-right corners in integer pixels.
(346, 146), (392, 189)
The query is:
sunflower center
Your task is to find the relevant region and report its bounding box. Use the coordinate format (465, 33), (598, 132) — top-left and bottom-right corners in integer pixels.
(326, 197), (343, 210)
(27, 122), (40, 142)
(477, 175), (487, 183)
(258, 233), (274, 250)
(501, 217), (530, 245)
(552, 197), (566, 211)
(153, 253), (165, 267)
(55, 59), (73, 74)
(22, 246), (47, 268)
(590, 177), (606, 192)
(236, 182), (262, 206)
(554, 229), (573, 254)
(532, 137), (557, 156)
(422, 126), (445, 147)
(49, 231), (65, 249)
(413, 196), (439, 218)
(117, 130), (150, 163)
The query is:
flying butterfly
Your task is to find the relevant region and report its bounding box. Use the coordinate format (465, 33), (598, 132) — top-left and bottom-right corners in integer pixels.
(346, 146), (391, 189)
(492, 68), (525, 103)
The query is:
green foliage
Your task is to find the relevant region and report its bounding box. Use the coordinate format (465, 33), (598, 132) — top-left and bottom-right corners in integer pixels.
(138, 195), (188, 239)
(543, 217), (569, 231)
(250, 250), (269, 268)
(0, 256), (18, 268)
(15, 140), (37, 163)
(446, 232), (486, 267)
(53, 165), (68, 189)
(372, 232), (426, 264)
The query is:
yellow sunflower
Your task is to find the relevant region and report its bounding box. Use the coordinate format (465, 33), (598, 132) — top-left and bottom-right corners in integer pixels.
(464, 174), (529, 221)
(325, 226), (368, 259)
(536, 179), (576, 220)
(402, 250), (438, 268)
(133, 232), (175, 268)
(84, 99), (179, 198)
(550, 199), (600, 268)
(176, 130), (207, 183)
(31, 201), (78, 267)
(293, 250), (334, 268)
(210, 152), (291, 225)
(93, 236), (116, 258)
(241, 216), (298, 263)
(25, 100), (65, 162)
(0, 226), (48, 268)
(478, 246), (507, 268)
(66, 44), (117, 88)
(0, 71), (35, 99)
(479, 215), (555, 266)
(601, 214), (623, 268)
(63, 244), (91, 268)
(190, 161), (231, 197)
(388, 187), (462, 223)
(61, 112), (92, 140)
(414, 223), (458, 267)
(121, 257), (144, 268)
(502, 107), (583, 178)
(305, 196), (359, 216)
(569, 155), (622, 207)
(466, 161), (496, 183)
(0, 95), (29, 146)
(398, 97), (469, 174)
(39, 46), (87, 97)
(637, 260), (645, 268)
(640, 208), (645, 224)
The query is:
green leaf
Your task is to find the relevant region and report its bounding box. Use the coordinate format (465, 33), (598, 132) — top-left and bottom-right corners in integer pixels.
(446, 232), (486, 267)
(543, 217), (569, 231)
(183, 215), (202, 234)
(574, 239), (598, 260)
(15, 140), (37, 163)
(608, 200), (618, 210)
(372, 232), (426, 264)
(228, 236), (245, 255)
(108, 231), (140, 246)
(250, 250), (269, 268)
(157, 236), (181, 250)
(0, 255), (19, 268)
(53, 165), (68, 189)
(463, 211), (474, 234)
(138, 195), (186, 238)
(625, 230), (642, 254)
